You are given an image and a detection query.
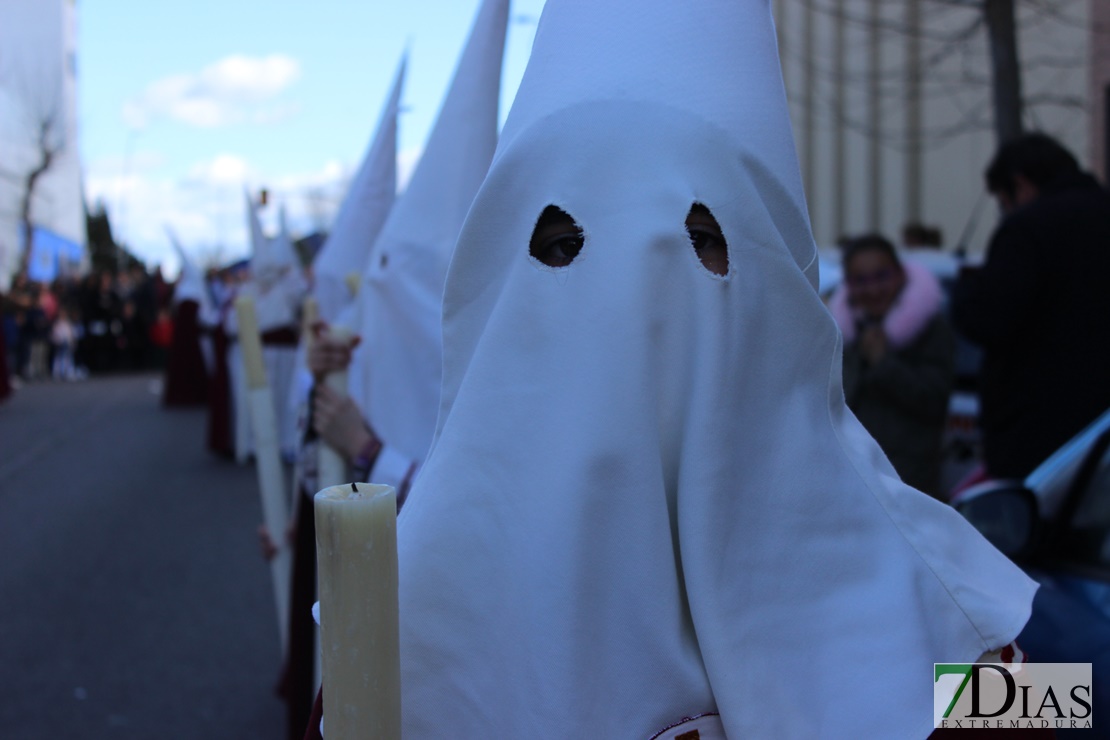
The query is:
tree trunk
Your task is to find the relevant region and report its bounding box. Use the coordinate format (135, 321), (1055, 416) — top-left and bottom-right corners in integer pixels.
(19, 166), (50, 277)
(18, 143), (56, 277)
(984, 0), (1024, 144)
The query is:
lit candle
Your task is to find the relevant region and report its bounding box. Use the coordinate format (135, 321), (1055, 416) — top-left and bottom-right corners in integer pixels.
(234, 294), (292, 650)
(318, 326), (353, 489)
(315, 483), (400, 739)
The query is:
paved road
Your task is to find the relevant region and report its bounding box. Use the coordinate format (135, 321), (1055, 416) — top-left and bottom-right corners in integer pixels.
(0, 374), (285, 739)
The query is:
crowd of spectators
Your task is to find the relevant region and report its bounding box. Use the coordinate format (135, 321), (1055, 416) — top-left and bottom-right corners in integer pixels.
(1, 266), (175, 385)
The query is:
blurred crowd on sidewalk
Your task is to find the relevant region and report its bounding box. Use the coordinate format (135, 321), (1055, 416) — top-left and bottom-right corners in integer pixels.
(1, 265), (175, 386)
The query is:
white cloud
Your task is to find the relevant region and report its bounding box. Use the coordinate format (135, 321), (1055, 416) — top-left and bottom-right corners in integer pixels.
(84, 154), (356, 275)
(184, 153), (253, 185)
(122, 54), (302, 129)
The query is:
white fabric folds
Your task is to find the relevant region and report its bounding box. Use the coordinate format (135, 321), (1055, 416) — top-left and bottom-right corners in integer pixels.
(395, 1), (1036, 738)
(166, 227), (211, 314)
(313, 56), (405, 325)
(354, 0), (509, 463)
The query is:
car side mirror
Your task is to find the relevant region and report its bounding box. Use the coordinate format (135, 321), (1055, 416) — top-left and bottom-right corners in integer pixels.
(955, 480), (1039, 560)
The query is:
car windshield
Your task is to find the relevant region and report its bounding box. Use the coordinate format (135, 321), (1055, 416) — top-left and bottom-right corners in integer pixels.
(1025, 410), (1110, 576)
(1045, 430), (1110, 576)
(1028, 408), (1110, 519)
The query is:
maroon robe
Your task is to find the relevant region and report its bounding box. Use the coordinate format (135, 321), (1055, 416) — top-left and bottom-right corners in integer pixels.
(0, 313), (11, 404)
(162, 300), (208, 407)
(205, 324), (233, 457)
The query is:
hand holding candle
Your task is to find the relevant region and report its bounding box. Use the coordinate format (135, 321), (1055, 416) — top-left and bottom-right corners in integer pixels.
(308, 324), (360, 382)
(315, 483), (401, 740)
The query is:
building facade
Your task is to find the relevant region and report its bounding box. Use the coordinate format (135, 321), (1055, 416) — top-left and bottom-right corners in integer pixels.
(774, 0), (1096, 253)
(0, 0), (85, 289)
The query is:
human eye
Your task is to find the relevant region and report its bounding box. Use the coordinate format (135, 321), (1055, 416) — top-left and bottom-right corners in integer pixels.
(529, 206), (585, 268)
(537, 232), (584, 267)
(684, 203), (729, 276)
(688, 227), (724, 254)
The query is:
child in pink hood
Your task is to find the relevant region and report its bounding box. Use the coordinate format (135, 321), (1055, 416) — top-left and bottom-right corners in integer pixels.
(830, 233), (955, 497)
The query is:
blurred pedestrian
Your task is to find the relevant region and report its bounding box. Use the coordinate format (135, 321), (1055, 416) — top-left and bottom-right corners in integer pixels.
(51, 306), (78, 380)
(119, 300), (147, 370)
(148, 307), (173, 370)
(952, 133), (1110, 479)
(83, 272), (121, 373)
(24, 283), (50, 381)
(901, 222), (943, 249)
(830, 234), (954, 496)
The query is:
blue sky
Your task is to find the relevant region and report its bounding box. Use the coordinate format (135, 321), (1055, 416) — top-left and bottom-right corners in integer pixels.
(79, 0), (546, 274)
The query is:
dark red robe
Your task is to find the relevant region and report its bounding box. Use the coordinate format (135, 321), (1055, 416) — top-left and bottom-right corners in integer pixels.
(162, 300), (208, 407)
(0, 311), (11, 404)
(205, 323), (233, 457)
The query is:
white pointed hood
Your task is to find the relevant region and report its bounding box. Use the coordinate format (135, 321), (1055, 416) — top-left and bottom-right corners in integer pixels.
(271, 204), (300, 273)
(245, 188), (268, 270)
(355, 0), (509, 462)
(245, 201), (306, 332)
(247, 194), (298, 283)
(166, 227), (211, 315)
(313, 56), (405, 325)
(396, 1), (1036, 738)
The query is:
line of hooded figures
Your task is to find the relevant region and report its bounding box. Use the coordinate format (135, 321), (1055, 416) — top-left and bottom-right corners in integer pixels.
(157, 1), (1110, 738)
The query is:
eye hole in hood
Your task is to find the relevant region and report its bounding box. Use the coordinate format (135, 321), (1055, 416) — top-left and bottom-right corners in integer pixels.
(685, 202), (728, 276)
(529, 205), (585, 268)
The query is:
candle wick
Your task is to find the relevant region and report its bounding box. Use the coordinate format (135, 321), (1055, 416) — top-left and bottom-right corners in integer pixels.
(351, 482), (358, 493)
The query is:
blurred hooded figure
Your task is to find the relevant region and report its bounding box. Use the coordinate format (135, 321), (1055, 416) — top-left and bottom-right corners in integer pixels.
(226, 197), (307, 461)
(388, 0), (1036, 738)
(297, 1), (510, 735)
(274, 56), (405, 740)
(162, 229), (211, 407)
(307, 0), (510, 498)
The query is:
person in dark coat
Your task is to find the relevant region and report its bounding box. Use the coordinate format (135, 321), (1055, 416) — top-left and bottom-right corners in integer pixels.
(952, 132), (1110, 479)
(830, 234), (955, 496)
(83, 272), (122, 373)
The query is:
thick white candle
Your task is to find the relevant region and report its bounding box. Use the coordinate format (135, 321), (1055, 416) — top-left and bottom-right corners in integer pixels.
(315, 483), (400, 739)
(318, 326), (353, 489)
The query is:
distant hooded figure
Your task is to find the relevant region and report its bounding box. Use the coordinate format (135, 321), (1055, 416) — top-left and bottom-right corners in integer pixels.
(162, 233), (210, 407)
(388, 0), (1035, 738)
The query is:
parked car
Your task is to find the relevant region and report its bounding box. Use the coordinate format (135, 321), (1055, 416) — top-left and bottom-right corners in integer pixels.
(953, 407), (1110, 731)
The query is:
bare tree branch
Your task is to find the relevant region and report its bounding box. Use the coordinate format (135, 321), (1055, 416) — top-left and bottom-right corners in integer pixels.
(782, 0), (1081, 150)
(2, 58), (67, 276)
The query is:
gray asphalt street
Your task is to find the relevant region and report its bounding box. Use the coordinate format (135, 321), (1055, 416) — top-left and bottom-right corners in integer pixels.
(0, 373), (285, 739)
